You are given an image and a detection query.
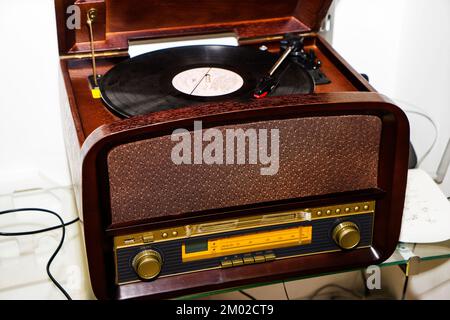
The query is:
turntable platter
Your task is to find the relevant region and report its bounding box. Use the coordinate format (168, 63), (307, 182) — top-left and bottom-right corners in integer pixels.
(99, 45), (314, 118)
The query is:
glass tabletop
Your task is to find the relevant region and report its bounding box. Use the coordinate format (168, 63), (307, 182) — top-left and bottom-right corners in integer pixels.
(178, 240), (450, 300)
(387, 240), (450, 265)
(1, 184), (449, 300)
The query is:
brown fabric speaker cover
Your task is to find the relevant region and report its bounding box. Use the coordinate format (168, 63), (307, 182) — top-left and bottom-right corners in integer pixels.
(107, 115), (381, 224)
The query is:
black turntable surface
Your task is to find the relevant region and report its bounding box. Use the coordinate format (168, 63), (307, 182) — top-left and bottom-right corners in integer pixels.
(99, 45), (314, 118)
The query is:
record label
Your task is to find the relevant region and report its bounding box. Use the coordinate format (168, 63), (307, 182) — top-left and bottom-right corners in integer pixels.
(171, 67), (244, 97)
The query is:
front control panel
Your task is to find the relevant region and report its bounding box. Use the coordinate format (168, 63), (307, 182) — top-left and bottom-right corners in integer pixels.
(114, 201), (375, 285)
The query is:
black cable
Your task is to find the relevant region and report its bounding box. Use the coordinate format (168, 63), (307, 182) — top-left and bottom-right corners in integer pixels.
(308, 283), (364, 300)
(0, 208), (80, 300)
(360, 269), (370, 298)
(282, 281), (290, 300)
(401, 276), (409, 300)
(0, 217), (80, 236)
(239, 290), (256, 300)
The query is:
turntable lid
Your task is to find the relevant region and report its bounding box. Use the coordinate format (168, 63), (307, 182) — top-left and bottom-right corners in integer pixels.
(55, 0), (332, 55)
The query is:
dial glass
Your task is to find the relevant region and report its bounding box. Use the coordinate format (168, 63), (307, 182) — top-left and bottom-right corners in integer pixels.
(172, 67), (244, 97)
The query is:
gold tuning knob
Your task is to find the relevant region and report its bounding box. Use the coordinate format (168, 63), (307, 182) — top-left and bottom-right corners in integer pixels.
(332, 221), (360, 250)
(132, 250), (163, 280)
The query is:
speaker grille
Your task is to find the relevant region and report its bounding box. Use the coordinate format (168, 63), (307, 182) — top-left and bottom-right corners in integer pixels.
(107, 115), (381, 224)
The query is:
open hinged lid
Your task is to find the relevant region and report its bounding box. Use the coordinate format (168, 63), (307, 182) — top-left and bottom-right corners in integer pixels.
(55, 0), (333, 55)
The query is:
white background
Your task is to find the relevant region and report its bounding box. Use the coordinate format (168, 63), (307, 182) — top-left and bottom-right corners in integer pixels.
(332, 0), (450, 195)
(0, 0), (71, 193)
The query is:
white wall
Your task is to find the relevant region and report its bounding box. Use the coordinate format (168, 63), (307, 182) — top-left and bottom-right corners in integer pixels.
(0, 0), (71, 193)
(332, 0), (450, 300)
(332, 0), (450, 196)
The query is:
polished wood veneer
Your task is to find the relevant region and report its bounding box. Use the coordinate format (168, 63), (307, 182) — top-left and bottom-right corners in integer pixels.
(55, 0), (409, 300)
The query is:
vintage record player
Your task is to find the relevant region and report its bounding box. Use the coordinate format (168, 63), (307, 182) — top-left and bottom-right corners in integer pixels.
(55, 0), (409, 299)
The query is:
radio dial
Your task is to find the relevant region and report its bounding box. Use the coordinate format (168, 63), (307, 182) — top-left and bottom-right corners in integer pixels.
(332, 222), (360, 250)
(132, 250), (162, 280)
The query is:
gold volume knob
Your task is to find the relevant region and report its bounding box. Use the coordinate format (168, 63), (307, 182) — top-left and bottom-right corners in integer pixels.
(332, 222), (360, 250)
(132, 250), (162, 280)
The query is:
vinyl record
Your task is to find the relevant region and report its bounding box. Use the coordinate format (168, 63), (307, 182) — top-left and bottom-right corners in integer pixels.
(100, 45), (314, 118)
